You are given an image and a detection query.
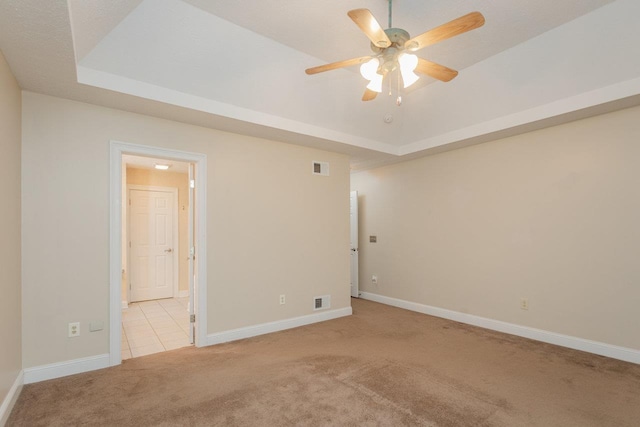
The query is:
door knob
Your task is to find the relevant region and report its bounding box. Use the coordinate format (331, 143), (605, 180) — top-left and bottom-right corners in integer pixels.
(165, 248), (173, 253)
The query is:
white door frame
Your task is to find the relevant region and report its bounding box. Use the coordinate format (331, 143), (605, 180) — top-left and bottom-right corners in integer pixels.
(188, 163), (196, 344)
(350, 190), (359, 298)
(110, 140), (207, 366)
(127, 185), (179, 303)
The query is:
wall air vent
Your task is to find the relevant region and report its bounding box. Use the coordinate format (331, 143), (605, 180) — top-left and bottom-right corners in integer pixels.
(313, 295), (331, 311)
(312, 161), (329, 176)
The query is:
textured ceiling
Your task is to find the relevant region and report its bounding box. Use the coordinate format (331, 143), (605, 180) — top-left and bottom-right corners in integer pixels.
(1, 0), (639, 170)
(68, 0), (144, 61)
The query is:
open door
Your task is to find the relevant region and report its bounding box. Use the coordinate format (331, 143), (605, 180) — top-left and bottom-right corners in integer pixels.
(188, 163), (195, 344)
(350, 190), (359, 298)
(128, 186), (178, 302)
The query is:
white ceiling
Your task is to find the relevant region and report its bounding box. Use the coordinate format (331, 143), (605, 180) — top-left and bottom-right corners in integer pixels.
(1, 0), (639, 170)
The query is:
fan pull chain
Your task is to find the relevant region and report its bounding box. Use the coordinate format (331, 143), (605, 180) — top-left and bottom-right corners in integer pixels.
(388, 0), (392, 28)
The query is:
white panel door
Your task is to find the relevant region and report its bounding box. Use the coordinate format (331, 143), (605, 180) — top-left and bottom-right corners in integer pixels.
(129, 188), (176, 302)
(350, 191), (359, 298)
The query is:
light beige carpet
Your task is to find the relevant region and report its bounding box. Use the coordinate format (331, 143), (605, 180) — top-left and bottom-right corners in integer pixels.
(8, 299), (640, 426)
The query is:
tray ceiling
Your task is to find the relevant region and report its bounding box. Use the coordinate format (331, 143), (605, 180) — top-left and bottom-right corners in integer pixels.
(1, 0), (639, 170)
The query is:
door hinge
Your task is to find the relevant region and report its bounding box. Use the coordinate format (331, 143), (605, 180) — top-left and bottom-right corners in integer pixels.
(190, 246), (195, 260)
(190, 179), (195, 189)
(190, 314), (195, 323)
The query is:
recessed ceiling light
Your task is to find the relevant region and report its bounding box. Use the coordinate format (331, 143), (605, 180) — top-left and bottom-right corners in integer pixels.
(154, 164), (170, 170)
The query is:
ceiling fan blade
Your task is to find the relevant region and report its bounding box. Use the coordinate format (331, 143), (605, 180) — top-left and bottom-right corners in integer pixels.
(362, 88), (378, 101)
(305, 56), (372, 75)
(405, 12), (485, 51)
(415, 59), (458, 82)
(348, 9), (392, 48)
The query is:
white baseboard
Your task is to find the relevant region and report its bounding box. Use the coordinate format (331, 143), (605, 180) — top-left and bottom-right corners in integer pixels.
(178, 290), (189, 298)
(23, 354), (111, 384)
(360, 292), (640, 365)
(0, 370), (23, 427)
(205, 306), (352, 346)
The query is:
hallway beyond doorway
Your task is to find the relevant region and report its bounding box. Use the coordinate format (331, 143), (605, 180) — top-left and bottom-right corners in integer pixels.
(121, 297), (191, 359)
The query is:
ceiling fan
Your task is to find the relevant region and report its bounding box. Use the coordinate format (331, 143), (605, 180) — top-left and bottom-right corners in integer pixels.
(305, 1), (485, 102)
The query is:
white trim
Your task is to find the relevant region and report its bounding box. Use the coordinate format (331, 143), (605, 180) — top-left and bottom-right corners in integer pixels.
(110, 141), (208, 368)
(23, 354), (110, 384)
(0, 370), (23, 426)
(178, 290), (189, 298)
(349, 190), (359, 298)
(77, 67), (640, 159)
(205, 307), (352, 346)
(78, 67), (397, 156)
(360, 292), (640, 365)
(121, 301), (128, 309)
(399, 76), (640, 156)
(126, 184), (179, 300)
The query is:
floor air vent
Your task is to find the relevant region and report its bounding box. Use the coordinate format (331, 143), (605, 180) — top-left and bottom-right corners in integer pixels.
(314, 295), (331, 311)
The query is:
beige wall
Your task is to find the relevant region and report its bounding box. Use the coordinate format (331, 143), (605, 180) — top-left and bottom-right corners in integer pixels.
(125, 167), (190, 298)
(0, 51), (22, 404)
(21, 92), (350, 368)
(352, 105), (640, 350)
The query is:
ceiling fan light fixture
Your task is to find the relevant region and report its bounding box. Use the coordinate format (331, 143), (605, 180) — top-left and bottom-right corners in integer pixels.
(398, 53), (419, 88)
(398, 53), (418, 72)
(366, 73), (384, 93)
(359, 58), (380, 80)
(401, 69), (420, 88)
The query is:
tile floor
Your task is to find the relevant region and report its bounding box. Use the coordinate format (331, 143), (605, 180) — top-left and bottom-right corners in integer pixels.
(121, 297), (192, 360)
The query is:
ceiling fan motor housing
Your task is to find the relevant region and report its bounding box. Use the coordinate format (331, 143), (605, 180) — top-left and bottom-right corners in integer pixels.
(370, 28), (411, 53)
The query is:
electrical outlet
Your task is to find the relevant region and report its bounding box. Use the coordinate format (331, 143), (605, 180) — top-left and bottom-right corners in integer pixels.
(68, 322), (80, 337)
(520, 298), (529, 310)
(372, 275), (378, 285)
(279, 294), (286, 305)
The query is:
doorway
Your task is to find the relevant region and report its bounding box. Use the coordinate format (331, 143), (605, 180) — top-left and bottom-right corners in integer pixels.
(122, 156), (191, 359)
(110, 141), (208, 366)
